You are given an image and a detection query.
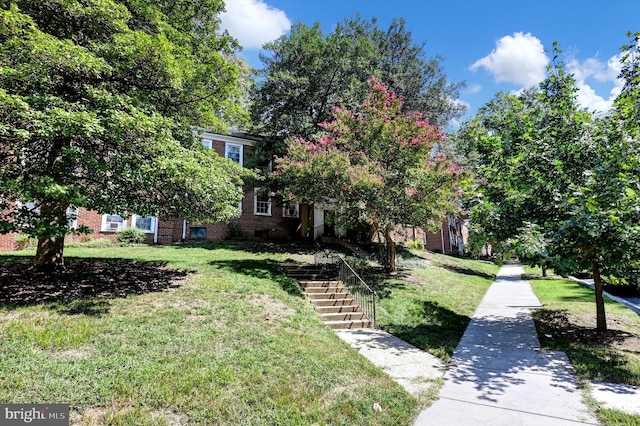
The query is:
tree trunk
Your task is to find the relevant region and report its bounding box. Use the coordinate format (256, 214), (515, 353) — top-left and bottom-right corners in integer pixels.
(33, 236), (66, 269)
(542, 265), (548, 277)
(384, 229), (396, 273)
(372, 221), (385, 267)
(32, 201), (68, 270)
(592, 263), (607, 332)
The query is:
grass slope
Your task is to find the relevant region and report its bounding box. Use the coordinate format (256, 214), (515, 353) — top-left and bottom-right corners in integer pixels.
(1, 243), (416, 425)
(368, 250), (499, 360)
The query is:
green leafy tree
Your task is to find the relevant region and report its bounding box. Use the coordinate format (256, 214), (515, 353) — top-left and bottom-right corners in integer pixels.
(552, 34), (640, 331)
(459, 41), (640, 331)
(275, 77), (467, 272)
(457, 88), (549, 248)
(251, 15), (466, 167)
(0, 0), (255, 269)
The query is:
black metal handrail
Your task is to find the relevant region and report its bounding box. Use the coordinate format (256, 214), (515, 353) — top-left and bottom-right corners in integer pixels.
(318, 253), (376, 327)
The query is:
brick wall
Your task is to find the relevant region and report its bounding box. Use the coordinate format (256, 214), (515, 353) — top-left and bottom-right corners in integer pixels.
(0, 233), (16, 251)
(181, 188), (300, 243)
(66, 209), (156, 245)
(424, 224), (449, 253)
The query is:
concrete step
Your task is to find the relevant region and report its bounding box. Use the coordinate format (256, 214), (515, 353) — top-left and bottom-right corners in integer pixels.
(320, 312), (365, 322)
(289, 272), (336, 278)
(312, 298), (357, 307)
(315, 305), (360, 314)
(298, 280), (344, 289)
(283, 262), (373, 329)
(304, 285), (348, 294)
(325, 319), (371, 330)
(307, 292), (351, 300)
(282, 263), (338, 281)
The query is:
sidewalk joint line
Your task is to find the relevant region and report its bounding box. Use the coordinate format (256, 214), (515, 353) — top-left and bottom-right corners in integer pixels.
(438, 396), (598, 425)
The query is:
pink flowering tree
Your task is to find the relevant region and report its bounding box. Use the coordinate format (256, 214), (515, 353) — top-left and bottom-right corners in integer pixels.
(275, 77), (467, 271)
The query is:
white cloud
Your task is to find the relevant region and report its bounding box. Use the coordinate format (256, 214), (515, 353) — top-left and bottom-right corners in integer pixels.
(465, 84), (482, 94)
(220, 0), (291, 49)
(470, 32), (549, 87)
(453, 98), (471, 111)
(567, 54), (623, 113)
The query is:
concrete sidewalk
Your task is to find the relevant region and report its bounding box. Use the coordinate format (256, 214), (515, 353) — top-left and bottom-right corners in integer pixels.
(335, 328), (444, 398)
(414, 263), (598, 425)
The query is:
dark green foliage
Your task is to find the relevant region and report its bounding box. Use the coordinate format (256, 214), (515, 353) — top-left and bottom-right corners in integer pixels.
(0, 1), (255, 266)
(117, 227), (146, 245)
(250, 15), (466, 166)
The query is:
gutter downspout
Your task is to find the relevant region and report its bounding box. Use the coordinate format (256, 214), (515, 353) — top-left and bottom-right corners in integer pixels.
(182, 220), (187, 241)
(440, 224), (445, 254)
(153, 217), (159, 244)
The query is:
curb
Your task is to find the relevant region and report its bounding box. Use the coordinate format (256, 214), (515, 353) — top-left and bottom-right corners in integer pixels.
(568, 277), (640, 315)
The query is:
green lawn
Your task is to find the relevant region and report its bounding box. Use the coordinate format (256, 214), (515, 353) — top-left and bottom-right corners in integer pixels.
(0, 243), (502, 425)
(1, 242), (417, 425)
(525, 267), (640, 426)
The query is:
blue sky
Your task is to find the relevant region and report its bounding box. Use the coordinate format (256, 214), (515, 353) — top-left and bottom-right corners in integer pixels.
(220, 0), (640, 126)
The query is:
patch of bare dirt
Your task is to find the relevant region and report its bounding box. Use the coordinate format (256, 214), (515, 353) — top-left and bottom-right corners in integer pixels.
(0, 259), (189, 309)
(70, 405), (190, 426)
(54, 348), (91, 359)
(248, 293), (296, 323)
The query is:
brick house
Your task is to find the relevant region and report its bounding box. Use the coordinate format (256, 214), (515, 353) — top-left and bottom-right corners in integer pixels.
(0, 131), (317, 250)
(423, 215), (469, 255)
(0, 131), (466, 253)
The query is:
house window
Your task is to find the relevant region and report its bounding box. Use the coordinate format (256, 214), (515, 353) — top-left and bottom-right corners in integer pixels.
(67, 207), (78, 229)
(202, 139), (213, 149)
(16, 200), (39, 213)
(133, 215), (156, 233)
(189, 227), (206, 239)
(283, 203), (299, 218)
(225, 142), (243, 166)
(254, 188), (271, 216)
(102, 214), (124, 232)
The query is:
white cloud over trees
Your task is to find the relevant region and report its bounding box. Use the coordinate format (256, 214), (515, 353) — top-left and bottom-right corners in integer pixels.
(471, 32), (624, 113)
(567, 55), (623, 113)
(470, 32), (549, 87)
(220, 0), (291, 49)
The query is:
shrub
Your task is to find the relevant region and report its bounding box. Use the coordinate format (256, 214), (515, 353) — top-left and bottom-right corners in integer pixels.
(406, 239), (424, 250)
(117, 228), (146, 245)
(15, 234), (37, 250)
(67, 238), (114, 248)
(225, 223), (246, 240)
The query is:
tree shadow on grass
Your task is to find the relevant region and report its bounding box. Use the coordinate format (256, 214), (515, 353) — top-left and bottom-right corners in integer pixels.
(433, 262), (496, 279)
(382, 300), (471, 359)
(533, 308), (640, 385)
(170, 240), (318, 256)
(397, 247), (496, 279)
(208, 259), (303, 297)
(534, 309), (636, 347)
(361, 268), (409, 300)
(0, 258), (189, 315)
